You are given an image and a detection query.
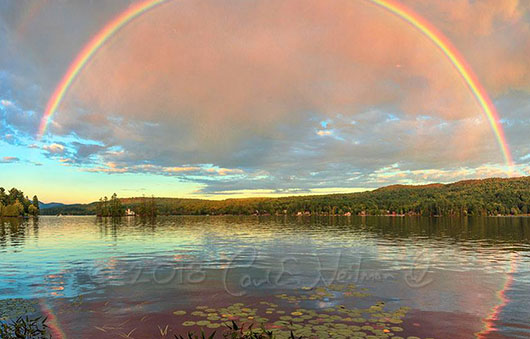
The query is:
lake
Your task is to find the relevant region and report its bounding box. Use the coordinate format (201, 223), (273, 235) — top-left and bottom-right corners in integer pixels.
(1, 216), (529, 338)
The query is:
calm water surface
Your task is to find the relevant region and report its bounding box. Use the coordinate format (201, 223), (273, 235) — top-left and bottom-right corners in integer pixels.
(0, 216), (529, 338)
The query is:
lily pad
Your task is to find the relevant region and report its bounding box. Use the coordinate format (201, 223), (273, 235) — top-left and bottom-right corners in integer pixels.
(173, 310), (187, 316)
(206, 323), (221, 329)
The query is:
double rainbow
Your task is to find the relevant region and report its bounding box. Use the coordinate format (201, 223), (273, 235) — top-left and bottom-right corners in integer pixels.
(39, 0), (513, 167)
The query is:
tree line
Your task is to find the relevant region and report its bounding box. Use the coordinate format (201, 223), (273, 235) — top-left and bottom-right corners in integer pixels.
(0, 187), (39, 217)
(40, 177), (530, 217)
(116, 177), (530, 217)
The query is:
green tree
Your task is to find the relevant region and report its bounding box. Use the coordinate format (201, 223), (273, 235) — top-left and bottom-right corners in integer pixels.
(149, 195), (157, 217)
(2, 201), (24, 217)
(103, 196), (109, 217)
(2, 204), (18, 217)
(110, 193), (124, 217)
(31, 195), (39, 215)
(14, 200), (24, 215)
(32, 195), (39, 208)
(0, 187), (6, 206)
(96, 198), (103, 217)
(28, 204), (38, 216)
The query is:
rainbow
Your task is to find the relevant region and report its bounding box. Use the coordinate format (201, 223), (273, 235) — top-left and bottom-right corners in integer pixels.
(16, 0), (49, 36)
(39, 0), (513, 167)
(366, 0), (513, 166)
(476, 253), (519, 338)
(39, 298), (67, 339)
(38, 0), (168, 137)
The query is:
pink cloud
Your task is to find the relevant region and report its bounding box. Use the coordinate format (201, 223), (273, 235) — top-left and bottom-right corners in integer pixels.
(39, 0), (528, 189)
(1, 156), (20, 163)
(43, 143), (65, 154)
(164, 166), (200, 173)
(317, 130), (332, 136)
(402, 0), (530, 95)
(55, 0), (498, 160)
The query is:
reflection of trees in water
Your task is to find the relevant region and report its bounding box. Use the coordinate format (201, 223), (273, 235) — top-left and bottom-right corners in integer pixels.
(94, 215), (158, 237)
(0, 217), (24, 248)
(32, 217), (39, 238)
(0, 217), (41, 248)
(0, 222), (5, 248)
(95, 217), (119, 244)
(280, 215), (530, 243)
(357, 216), (530, 244)
(90, 215), (530, 246)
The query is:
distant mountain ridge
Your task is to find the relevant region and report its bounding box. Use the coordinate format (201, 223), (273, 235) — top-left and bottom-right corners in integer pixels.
(39, 202), (66, 209)
(39, 202), (94, 215)
(39, 176), (530, 216)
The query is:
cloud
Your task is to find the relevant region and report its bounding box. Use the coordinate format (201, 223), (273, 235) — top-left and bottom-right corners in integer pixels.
(42, 143), (65, 155)
(0, 156), (19, 163)
(316, 130), (332, 136)
(39, 140), (110, 165)
(70, 141), (106, 161)
(84, 162), (246, 180)
(164, 166), (201, 173)
(401, 0), (530, 95)
(0, 99), (14, 107)
(54, 0), (501, 167)
(0, 95), (40, 145)
(0, 0), (529, 195)
(205, 168), (244, 176)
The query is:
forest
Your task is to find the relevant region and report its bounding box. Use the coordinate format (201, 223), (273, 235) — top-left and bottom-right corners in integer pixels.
(38, 176), (530, 217)
(0, 187), (39, 217)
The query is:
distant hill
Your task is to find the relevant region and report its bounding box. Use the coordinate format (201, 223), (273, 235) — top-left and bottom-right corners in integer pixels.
(39, 202), (97, 215)
(39, 176), (530, 216)
(39, 202), (66, 209)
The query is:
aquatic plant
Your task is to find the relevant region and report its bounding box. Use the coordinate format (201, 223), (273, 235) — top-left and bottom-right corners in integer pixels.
(175, 328), (216, 339)
(0, 316), (50, 339)
(0, 298), (39, 320)
(222, 320), (274, 338)
(177, 320), (302, 339)
(171, 283), (413, 338)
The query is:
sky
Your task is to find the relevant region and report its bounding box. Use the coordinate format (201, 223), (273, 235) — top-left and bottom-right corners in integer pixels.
(0, 0), (529, 203)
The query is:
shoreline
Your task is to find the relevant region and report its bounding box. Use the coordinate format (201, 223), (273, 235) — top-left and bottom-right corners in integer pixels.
(34, 213), (530, 218)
